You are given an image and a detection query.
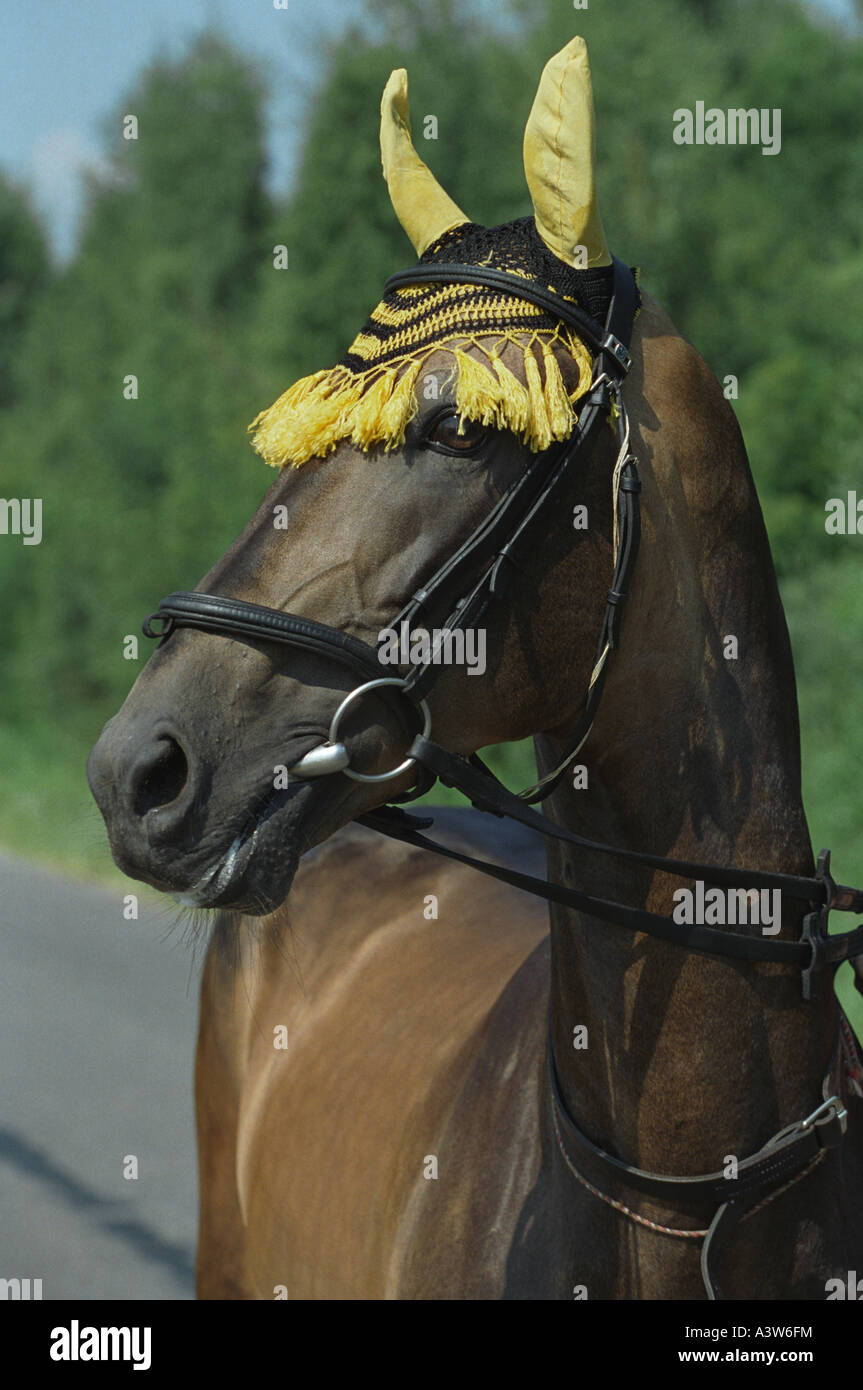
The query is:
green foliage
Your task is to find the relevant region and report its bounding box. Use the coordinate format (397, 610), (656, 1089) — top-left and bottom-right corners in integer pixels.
(0, 173), (50, 405)
(0, 1), (861, 919)
(0, 33), (269, 725)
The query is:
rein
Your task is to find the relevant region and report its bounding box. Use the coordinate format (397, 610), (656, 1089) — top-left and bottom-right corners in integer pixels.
(142, 253), (863, 1299)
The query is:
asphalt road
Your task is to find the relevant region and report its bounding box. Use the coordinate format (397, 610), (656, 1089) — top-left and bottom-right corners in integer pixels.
(0, 852), (199, 1299)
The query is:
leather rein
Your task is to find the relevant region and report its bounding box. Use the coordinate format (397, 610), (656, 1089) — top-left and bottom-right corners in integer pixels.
(143, 254), (863, 1299)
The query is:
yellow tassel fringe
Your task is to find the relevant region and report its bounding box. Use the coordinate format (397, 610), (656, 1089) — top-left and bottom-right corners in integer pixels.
(248, 329), (593, 469)
(488, 349), (530, 437)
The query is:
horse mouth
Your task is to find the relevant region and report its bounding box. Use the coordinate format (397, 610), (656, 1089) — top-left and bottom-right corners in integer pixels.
(170, 776), (336, 916)
(172, 826), (269, 910)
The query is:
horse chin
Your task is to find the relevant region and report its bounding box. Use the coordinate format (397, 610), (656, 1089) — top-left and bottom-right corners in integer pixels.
(182, 833), (301, 917)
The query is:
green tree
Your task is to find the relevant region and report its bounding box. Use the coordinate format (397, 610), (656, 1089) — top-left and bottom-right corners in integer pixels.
(0, 174), (50, 405)
(0, 32), (271, 725)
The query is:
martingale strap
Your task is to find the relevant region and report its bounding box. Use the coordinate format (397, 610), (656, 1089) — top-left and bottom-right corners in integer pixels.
(360, 795), (863, 982)
(545, 1031), (849, 1301)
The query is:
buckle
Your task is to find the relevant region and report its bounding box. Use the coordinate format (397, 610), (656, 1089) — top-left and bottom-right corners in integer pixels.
(602, 334), (632, 373)
(800, 910), (827, 1002)
(800, 850), (837, 1002)
(801, 1095), (848, 1145)
(618, 459), (642, 492)
(815, 847), (837, 912)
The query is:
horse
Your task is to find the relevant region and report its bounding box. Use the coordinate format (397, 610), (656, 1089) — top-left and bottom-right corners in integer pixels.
(87, 38), (863, 1299)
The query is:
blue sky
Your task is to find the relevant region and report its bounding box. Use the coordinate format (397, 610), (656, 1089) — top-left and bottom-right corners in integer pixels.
(1, 0), (857, 262)
(1, 0), (368, 260)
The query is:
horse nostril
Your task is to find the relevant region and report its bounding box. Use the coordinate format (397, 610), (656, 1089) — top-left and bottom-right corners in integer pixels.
(132, 737), (190, 818)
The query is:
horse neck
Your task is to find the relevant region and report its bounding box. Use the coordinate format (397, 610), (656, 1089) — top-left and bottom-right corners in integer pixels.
(538, 351), (836, 1173)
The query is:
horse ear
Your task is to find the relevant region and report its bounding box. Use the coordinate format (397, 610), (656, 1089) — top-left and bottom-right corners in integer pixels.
(523, 37), (611, 269)
(380, 68), (470, 257)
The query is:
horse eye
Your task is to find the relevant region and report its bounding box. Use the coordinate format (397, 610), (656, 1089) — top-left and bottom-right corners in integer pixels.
(427, 411), (487, 453)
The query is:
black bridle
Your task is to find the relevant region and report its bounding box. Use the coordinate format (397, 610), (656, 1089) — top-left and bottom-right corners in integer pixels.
(143, 254), (863, 1299)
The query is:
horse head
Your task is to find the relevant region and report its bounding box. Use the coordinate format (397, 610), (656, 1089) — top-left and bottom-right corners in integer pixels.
(87, 38), (709, 915)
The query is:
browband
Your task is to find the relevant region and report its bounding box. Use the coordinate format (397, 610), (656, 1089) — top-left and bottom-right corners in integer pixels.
(384, 257), (634, 375)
